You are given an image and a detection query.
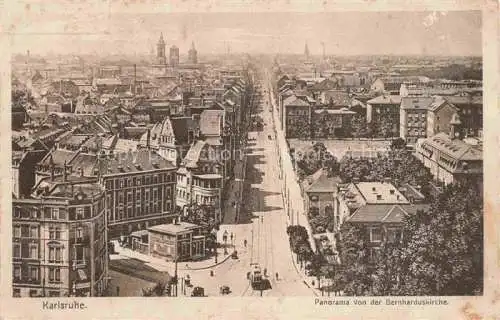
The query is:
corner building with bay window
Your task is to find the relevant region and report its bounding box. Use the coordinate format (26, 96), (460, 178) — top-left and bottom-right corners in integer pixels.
(12, 175), (107, 297)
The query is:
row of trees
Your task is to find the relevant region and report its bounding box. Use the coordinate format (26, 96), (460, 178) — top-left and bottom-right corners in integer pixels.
(339, 139), (434, 196)
(336, 180), (483, 296)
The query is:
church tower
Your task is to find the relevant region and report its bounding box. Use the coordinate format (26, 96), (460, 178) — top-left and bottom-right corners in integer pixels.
(157, 33), (166, 65)
(304, 42), (310, 60)
(188, 41), (198, 64)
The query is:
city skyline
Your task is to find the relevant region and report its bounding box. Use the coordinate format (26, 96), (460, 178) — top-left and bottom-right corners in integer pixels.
(10, 11), (481, 57)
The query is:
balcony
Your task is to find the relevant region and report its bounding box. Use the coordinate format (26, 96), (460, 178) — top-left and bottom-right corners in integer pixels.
(73, 236), (90, 245)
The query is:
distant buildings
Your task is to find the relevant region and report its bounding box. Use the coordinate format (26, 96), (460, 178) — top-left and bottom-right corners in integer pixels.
(188, 42), (198, 64)
(169, 45), (180, 68)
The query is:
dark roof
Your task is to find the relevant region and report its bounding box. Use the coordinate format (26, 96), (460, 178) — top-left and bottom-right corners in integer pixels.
(347, 204), (430, 224)
(92, 150), (175, 176)
(39, 149), (78, 167)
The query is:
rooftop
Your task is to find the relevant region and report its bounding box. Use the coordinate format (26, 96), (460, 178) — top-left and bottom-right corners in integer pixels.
(355, 182), (410, 205)
(420, 132), (482, 162)
(367, 95), (402, 105)
(148, 222), (201, 235)
(347, 204), (430, 224)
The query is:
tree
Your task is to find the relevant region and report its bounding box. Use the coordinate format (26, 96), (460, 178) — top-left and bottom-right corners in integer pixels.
(397, 181), (483, 296)
(335, 225), (374, 296)
(390, 138), (406, 150)
(309, 253), (326, 289)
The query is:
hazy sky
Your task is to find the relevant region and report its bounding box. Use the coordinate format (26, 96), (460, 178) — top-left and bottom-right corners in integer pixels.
(11, 11), (482, 56)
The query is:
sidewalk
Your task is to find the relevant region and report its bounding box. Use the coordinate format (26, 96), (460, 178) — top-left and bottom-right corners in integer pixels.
(110, 240), (236, 273)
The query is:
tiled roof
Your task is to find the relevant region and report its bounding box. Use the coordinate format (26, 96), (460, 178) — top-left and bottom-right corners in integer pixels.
(39, 149), (78, 167)
(421, 132), (482, 162)
(183, 140), (207, 168)
(92, 150), (175, 176)
(347, 204), (429, 224)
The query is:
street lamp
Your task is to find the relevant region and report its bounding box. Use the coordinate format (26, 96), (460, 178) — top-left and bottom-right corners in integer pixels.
(223, 230), (228, 255)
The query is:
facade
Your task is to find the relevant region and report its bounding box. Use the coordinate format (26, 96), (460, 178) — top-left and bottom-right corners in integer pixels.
(446, 95), (483, 137)
(12, 176), (107, 297)
(426, 96), (459, 138)
(399, 96), (433, 145)
(176, 140), (224, 222)
(92, 150), (178, 239)
(416, 124), (483, 185)
(148, 221), (206, 261)
(366, 94), (402, 137)
(282, 95), (311, 138)
(302, 168), (342, 221)
(344, 203), (430, 260)
(311, 108), (356, 139)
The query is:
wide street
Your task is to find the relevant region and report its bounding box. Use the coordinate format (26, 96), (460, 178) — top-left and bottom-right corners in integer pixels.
(203, 72), (313, 297)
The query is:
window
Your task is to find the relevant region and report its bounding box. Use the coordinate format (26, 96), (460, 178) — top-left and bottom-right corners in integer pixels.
(13, 243), (20, 258)
(29, 266), (39, 281)
(369, 227), (383, 243)
(49, 268), (61, 282)
(387, 228), (402, 243)
(76, 208), (84, 219)
(13, 225), (21, 238)
(52, 208), (59, 219)
(76, 227), (83, 239)
(13, 265), (21, 280)
(30, 226), (38, 238)
(30, 245), (38, 259)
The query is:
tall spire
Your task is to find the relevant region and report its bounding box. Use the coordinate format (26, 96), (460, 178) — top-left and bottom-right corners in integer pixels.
(159, 32), (165, 45)
(304, 42), (310, 59)
(191, 41), (196, 50)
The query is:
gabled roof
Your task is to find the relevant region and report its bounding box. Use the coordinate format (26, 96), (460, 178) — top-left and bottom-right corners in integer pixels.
(183, 140), (207, 168)
(427, 96), (457, 112)
(421, 132), (482, 162)
(347, 204), (429, 224)
(303, 169), (342, 193)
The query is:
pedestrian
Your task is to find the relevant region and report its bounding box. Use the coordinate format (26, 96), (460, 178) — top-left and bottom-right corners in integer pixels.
(244, 239), (247, 248)
(275, 272), (279, 280)
(230, 232), (234, 241)
(263, 268), (267, 276)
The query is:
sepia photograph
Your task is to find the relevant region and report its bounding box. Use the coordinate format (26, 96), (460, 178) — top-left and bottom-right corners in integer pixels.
(2, 2), (498, 319)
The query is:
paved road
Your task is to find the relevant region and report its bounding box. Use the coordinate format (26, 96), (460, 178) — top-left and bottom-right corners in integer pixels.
(183, 75), (313, 297)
